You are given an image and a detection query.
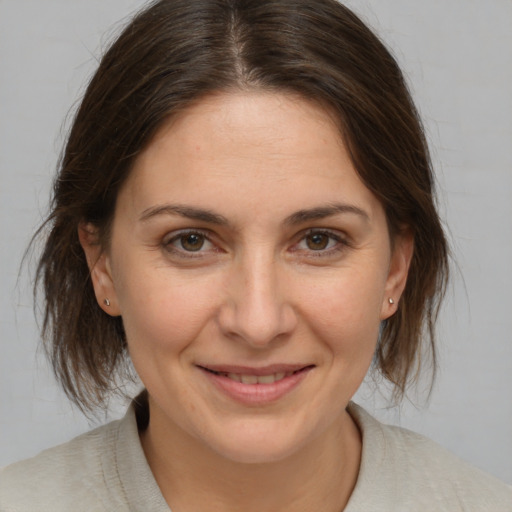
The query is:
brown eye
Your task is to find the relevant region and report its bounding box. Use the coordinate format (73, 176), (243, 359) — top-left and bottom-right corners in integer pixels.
(180, 233), (205, 251)
(305, 232), (330, 250)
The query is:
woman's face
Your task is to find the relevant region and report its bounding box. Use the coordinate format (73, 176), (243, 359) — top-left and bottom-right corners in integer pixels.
(84, 91), (411, 463)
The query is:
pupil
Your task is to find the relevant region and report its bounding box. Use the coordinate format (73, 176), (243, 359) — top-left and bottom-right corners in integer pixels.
(181, 233), (204, 251)
(307, 233), (328, 250)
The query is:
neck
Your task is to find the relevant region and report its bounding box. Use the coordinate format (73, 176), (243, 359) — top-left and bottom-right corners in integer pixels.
(140, 400), (361, 512)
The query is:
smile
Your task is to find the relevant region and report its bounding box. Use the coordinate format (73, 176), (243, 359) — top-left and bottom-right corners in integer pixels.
(197, 365), (314, 405)
(204, 369), (300, 385)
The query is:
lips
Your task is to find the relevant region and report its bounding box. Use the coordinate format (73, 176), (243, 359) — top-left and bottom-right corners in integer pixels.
(225, 372), (288, 384)
(197, 364), (314, 405)
(201, 366), (307, 384)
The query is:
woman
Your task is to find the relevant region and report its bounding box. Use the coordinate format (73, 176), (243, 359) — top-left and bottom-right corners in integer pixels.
(1, 0), (510, 510)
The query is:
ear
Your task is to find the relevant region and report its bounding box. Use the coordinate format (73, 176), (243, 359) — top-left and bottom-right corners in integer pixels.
(380, 230), (414, 320)
(78, 223), (121, 316)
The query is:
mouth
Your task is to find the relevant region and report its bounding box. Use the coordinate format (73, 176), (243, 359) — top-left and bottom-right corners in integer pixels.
(197, 363), (314, 405)
(199, 366), (312, 385)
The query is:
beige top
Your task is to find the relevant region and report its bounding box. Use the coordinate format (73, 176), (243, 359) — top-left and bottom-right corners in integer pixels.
(1, 401), (511, 511)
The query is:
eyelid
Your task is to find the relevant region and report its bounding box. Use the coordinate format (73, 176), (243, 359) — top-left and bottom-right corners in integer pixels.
(162, 228), (219, 256)
(290, 228), (350, 255)
(163, 227), (205, 243)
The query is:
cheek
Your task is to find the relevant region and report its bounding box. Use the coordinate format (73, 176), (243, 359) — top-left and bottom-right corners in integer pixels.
(115, 265), (222, 355)
(296, 267), (385, 354)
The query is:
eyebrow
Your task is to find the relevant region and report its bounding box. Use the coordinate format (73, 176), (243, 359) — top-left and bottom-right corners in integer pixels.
(284, 203), (370, 225)
(139, 204), (229, 225)
(138, 202), (369, 226)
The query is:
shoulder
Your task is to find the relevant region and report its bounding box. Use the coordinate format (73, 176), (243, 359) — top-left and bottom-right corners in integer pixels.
(346, 402), (512, 511)
(0, 418), (126, 512)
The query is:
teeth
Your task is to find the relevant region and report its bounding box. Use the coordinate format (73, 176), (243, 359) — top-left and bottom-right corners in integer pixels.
(225, 371), (291, 384)
(257, 374), (276, 384)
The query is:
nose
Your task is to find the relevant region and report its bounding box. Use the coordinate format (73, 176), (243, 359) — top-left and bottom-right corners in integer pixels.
(217, 253), (298, 348)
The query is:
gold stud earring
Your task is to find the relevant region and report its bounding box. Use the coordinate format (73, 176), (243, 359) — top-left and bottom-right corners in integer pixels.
(104, 299), (111, 307)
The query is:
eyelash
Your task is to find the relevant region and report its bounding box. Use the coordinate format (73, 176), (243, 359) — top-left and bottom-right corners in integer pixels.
(161, 228), (349, 259)
(292, 229), (349, 257)
(163, 229), (217, 258)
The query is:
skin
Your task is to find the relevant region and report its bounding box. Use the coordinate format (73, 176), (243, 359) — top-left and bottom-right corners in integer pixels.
(80, 91), (413, 512)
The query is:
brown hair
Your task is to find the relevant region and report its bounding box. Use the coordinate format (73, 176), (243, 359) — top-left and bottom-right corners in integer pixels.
(35, 0), (449, 412)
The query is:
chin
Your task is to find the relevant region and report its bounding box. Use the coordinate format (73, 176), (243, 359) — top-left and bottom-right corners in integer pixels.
(201, 417), (317, 465)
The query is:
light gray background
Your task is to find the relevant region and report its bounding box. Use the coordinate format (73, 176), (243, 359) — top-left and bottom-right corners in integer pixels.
(1, 0), (511, 483)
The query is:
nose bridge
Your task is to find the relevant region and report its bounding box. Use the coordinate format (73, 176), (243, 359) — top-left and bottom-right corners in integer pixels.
(244, 250), (278, 316)
(219, 247), (296, 346)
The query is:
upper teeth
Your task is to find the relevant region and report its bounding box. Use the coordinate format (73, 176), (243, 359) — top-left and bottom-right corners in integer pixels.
(228, 372), (289, 384)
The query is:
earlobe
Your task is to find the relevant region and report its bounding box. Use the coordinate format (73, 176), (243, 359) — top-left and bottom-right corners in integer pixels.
(380, 231), (414, 320)
(78, 223), (121, 316)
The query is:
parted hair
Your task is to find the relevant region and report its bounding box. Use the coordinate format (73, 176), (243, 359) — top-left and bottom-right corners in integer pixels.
(35, 0), (449, 412)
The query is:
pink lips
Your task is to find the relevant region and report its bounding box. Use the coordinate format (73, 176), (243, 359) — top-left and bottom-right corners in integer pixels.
(197, 364), (314, 406)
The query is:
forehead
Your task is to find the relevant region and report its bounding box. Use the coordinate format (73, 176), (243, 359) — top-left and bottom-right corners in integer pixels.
(144, 91), (344, 166)
(118, 91), (382, 222)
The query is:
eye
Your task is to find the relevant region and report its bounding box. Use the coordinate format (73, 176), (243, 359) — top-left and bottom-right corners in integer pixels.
(292, 229), (348, 256)
(178, 232), (206, 252)
(163, 230), (215, 255)
(304, 232), (333, 251)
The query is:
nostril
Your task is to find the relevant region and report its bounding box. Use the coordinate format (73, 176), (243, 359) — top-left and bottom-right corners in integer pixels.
(216, 271), (298, 347)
